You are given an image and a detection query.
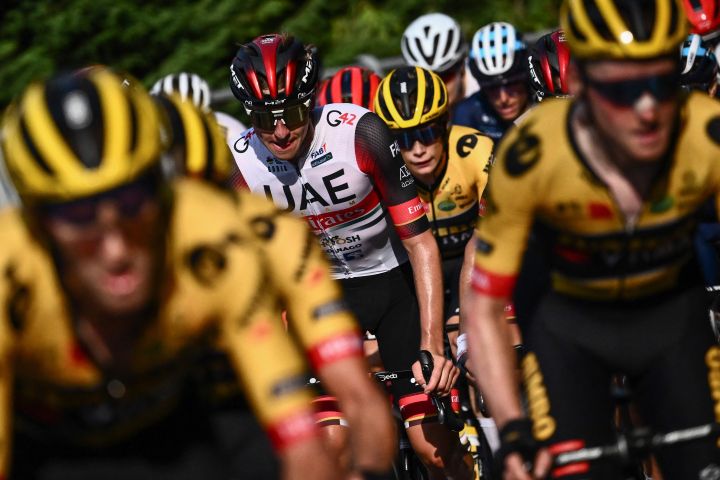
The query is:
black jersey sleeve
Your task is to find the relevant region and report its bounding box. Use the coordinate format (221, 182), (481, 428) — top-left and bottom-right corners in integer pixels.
(354, 112), (429, 239)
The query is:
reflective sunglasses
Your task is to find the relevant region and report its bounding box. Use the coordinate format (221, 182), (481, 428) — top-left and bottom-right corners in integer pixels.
(249, 102), (311, 132)
(583, 72), (680, 107)
(41, 173), (159, 226)
(393, 122), (446, 150)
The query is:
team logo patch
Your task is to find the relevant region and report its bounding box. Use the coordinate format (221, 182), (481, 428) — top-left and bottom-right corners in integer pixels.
(504, 123), (541, 177)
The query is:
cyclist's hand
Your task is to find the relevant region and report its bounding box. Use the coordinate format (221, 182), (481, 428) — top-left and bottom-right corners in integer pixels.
(503, 450), (552, 479)
(412, 351), (458, 396)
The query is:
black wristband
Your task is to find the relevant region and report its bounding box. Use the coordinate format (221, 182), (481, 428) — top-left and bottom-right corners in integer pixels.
(495, 418), (538, 475)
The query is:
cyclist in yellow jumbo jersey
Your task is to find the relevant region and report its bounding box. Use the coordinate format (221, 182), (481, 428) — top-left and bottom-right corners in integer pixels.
(151, 85), (395, 477)
(466, 0), (720, 479)
(0, 68), (386, 480)
(374, 66), (495, 348)
(375, 65), (517, 457)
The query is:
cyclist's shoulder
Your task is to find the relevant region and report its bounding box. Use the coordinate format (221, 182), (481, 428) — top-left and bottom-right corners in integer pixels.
(493, 99), (574, 181)
(448, 125), (494, 157)
(681, 92), (720, 140)
(313, 102), (372, 127)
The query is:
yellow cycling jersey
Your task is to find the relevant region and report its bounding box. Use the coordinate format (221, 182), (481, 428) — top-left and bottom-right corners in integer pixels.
(0, 179), (361, 474)
(472, 94), (720, 301)
(416, 125), (493, 259)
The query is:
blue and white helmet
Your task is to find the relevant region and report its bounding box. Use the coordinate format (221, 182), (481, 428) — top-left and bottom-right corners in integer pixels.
(680, 34), (718, 90)
(401, 13), (467, 73)
(469, 22), (529, 87)
(151, 72), (212, 111)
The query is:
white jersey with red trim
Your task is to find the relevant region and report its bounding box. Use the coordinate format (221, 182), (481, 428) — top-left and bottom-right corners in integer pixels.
(230, 103), (429, 279)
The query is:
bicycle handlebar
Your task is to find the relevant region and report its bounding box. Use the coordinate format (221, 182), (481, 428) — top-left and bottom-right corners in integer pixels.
(419, 350), (465, 432)
(554, 422), (720, 466)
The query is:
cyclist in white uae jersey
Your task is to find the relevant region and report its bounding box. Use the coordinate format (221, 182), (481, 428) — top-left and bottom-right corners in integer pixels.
(231, 102), (422, 278)
(229, 33), (471, 479)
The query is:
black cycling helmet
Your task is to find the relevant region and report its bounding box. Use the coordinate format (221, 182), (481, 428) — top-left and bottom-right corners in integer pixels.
(230, 34), (318, 111)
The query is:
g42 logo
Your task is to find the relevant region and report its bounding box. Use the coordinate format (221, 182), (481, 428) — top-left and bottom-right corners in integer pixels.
(327, 110), (357, 127)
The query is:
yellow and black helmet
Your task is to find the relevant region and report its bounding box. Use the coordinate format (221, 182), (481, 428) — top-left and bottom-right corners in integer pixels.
(1, 68), (163, 203)
(561, 0), (687, 60)
(153, 93), (232, 186)
(374, 66), (448, 130)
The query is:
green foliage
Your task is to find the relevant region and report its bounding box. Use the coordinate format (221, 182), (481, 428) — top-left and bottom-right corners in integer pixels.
(0, 0), (560, 109)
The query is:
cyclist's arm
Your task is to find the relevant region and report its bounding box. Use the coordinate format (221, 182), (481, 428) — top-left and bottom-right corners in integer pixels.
(237, 195), (394, 472)
(465, 124), (551, 478)
(354, 113), (455, 394)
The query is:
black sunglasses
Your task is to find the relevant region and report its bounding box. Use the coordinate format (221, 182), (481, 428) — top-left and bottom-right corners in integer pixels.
(42, 173), (159, 226)
(393, 122), (446, 150)
(583, 72), (680, 107)
(250, 102), (311, 132)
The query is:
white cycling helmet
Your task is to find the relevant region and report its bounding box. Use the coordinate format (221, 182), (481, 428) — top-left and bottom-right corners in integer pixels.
(150, 72), (212, 111)
(401, 13), (467, 73)
(469, 22), (529, 87)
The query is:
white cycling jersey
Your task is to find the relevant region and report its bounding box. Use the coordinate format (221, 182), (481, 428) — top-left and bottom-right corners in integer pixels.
(229, 103), (428, 279)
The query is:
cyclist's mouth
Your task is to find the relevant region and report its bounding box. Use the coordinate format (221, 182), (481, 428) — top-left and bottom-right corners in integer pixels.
(103, 270), (141, 297)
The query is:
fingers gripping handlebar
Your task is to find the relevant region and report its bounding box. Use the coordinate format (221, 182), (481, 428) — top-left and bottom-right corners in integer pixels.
(418, 350), (465, 432)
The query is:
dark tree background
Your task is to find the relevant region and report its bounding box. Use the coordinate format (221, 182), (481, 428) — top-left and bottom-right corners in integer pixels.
(0, 0), (561, 108)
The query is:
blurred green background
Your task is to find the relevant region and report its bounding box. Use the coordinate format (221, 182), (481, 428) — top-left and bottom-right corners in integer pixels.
(0, 0), (561, 110)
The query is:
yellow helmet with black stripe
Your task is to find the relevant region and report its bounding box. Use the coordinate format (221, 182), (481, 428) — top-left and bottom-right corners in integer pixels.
(154, 94), (231, 185)
(374, 66), (448, 130)
(561, 0), (687, 60)
(1, 68), (163, 203)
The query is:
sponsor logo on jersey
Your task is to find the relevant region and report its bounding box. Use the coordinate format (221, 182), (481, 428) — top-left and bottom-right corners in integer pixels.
(233, 130), (254, 154)
(390, 140), (401, 158)
(311, 153), (333, 167)
(438, 199), (456, 212)
(650, 195), (674, 214)
(266, 156), (288, 173)
(326, 110), (357, 127)
(705, 346), (720, 423)
(587, 202), (613, 219)
(399, 164), (414, 187)
(475, 237), (494, 254)
(504, 123), (541, 177)
(304, 190), (381, 231)
(320, 235), (361, 247)
(271, 374), (308, 398)
(522, 352), (556, 441)
(407, 203), (424, 216)
(342, 250), (364, 261)
(310, 143), (329, 159)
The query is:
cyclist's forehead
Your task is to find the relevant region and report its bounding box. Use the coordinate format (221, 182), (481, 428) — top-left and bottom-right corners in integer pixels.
(583, 58), (677, 82)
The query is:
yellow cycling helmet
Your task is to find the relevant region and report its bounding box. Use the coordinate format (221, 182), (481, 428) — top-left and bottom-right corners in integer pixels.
(1, 68), (163, 203)
(561, 0), (687, 60)
(154, 94), (232, 185)
(374, 66), (448, 130)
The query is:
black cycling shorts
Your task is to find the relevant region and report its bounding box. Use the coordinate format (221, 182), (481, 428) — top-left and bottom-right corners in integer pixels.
(522, 286), (720, 479)
(339, 263), (422, 399)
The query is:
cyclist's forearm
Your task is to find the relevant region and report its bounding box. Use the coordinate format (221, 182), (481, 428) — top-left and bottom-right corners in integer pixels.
(402, 231), (444, 353)
(465, 293), (525, 427)
(458, 232), (477, 335)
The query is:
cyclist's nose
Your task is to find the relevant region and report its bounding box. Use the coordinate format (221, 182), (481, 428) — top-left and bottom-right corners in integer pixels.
(274, 119), (290, 138)
(634, 93), (659, 122)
